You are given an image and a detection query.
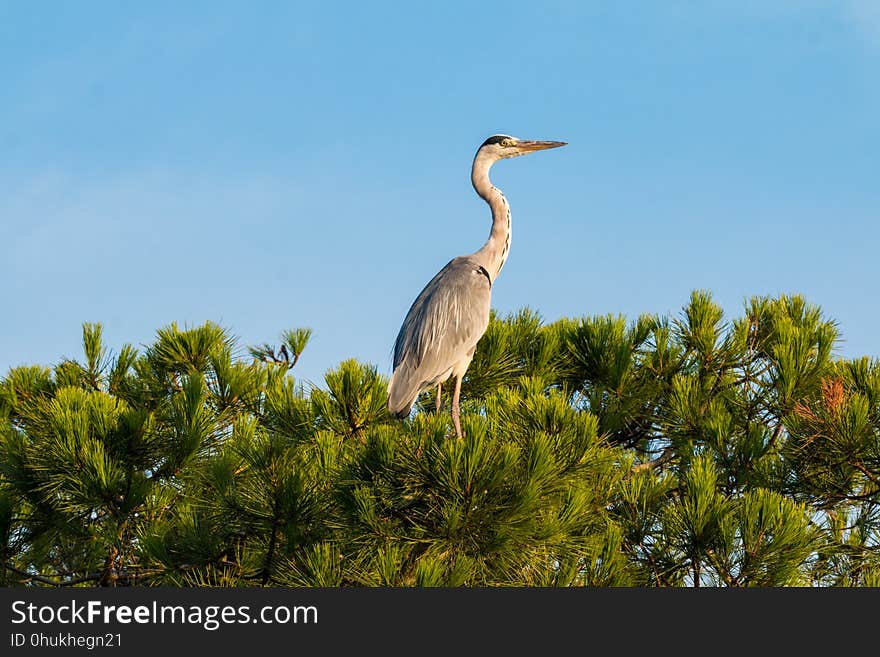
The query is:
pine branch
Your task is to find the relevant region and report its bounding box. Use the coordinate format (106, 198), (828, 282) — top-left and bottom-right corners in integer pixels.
(250, 344), (297, 369)
(2, 562), (102, 587)
(767, 421), (784, 449)
(851, 460), (880, 491)
(262, 519), (281, 586)
(632, 446), (676, 473)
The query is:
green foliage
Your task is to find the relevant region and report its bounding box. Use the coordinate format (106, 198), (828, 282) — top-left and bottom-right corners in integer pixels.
(1, 292), (879, 587)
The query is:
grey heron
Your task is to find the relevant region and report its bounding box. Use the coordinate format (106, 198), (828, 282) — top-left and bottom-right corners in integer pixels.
(387, 134), (567, 438)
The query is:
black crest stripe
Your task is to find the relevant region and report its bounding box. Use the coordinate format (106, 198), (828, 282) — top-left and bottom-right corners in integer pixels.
(480, 135), (510, 147)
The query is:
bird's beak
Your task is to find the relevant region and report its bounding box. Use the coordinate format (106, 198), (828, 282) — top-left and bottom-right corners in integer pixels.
(515, 139), (567, 153)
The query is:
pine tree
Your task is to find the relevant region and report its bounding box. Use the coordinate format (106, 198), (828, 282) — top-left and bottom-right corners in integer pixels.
(2, 291), (879, 586)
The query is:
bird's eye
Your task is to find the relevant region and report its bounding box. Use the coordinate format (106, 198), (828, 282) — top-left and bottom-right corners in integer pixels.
(500, 139), (514, 147)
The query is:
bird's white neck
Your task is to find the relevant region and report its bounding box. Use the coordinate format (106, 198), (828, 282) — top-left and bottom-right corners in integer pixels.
(470, 152), (511, 283)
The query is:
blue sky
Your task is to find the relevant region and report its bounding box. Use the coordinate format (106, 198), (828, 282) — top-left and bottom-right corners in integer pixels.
(2, 2), (879, 388)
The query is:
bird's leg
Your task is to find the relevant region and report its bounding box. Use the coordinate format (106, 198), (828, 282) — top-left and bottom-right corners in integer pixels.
(451, 374), (463, 439)
(435, 383), (442, 413)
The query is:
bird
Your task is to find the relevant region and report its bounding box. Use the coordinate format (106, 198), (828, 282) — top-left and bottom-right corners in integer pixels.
(387, 134), (567, 438)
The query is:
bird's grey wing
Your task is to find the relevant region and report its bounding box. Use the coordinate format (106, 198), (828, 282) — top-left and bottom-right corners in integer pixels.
(388, 257), (492, 414)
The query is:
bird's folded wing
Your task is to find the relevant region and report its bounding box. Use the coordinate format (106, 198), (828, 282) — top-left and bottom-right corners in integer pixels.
(392, 256), (492, 379)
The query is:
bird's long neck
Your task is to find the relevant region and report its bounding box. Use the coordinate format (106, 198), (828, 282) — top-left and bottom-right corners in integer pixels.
(470, 153), (511, 283)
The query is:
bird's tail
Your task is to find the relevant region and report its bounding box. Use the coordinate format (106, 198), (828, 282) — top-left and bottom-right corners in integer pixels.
(389, 403), (413, 420)
(387, 366), (420, 420)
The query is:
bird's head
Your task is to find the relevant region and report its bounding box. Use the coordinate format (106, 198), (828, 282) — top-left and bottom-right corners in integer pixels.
(476, 134), (567, 161)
